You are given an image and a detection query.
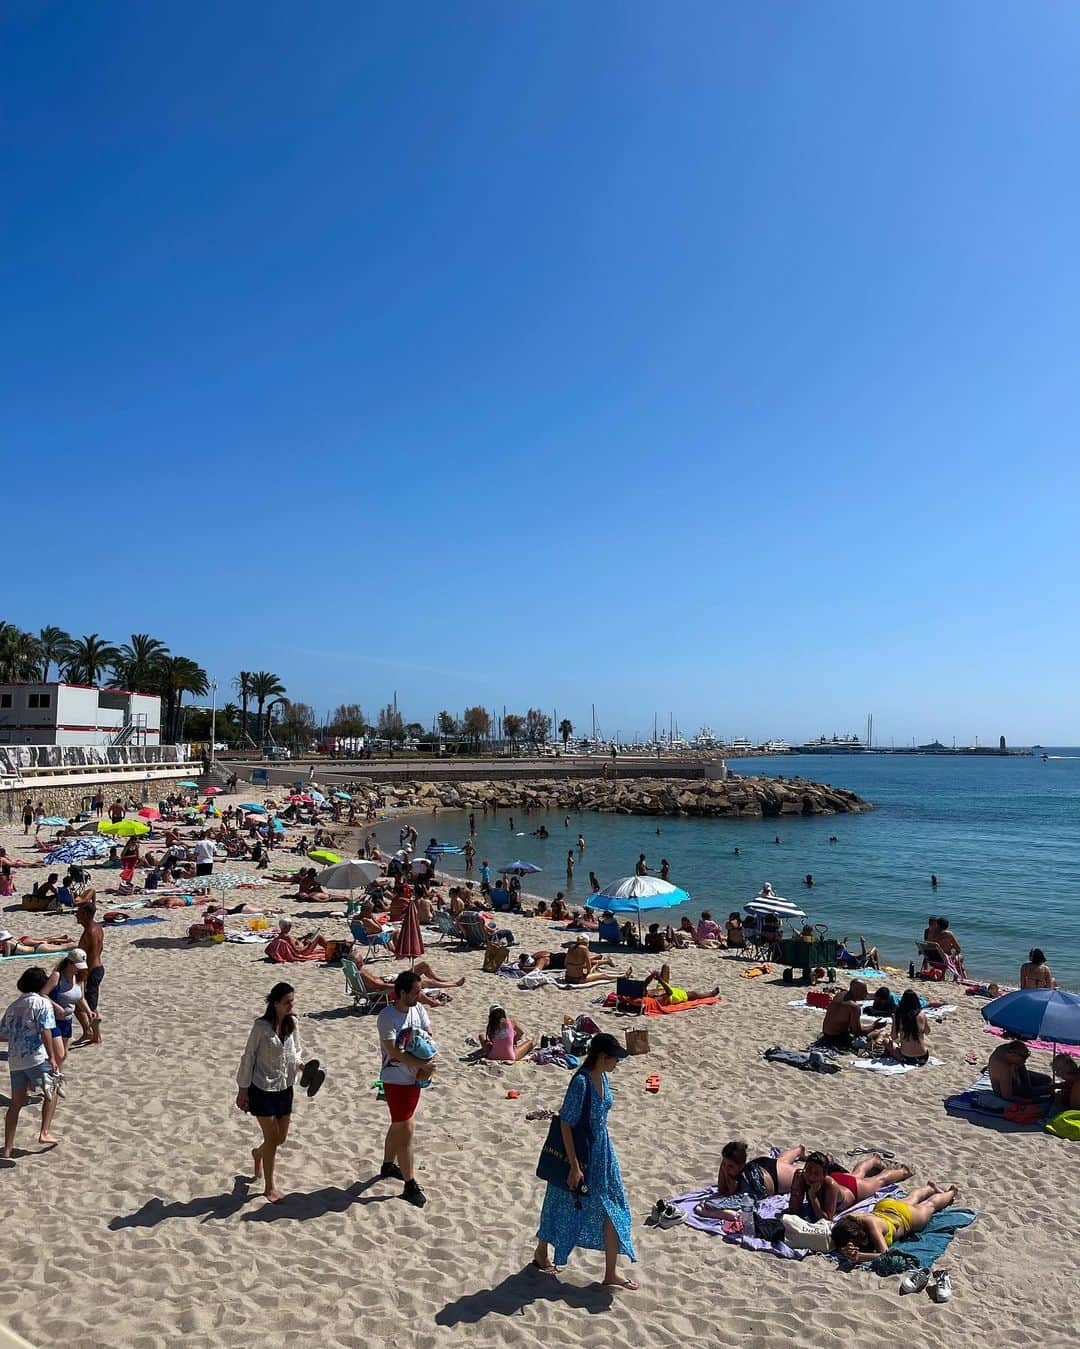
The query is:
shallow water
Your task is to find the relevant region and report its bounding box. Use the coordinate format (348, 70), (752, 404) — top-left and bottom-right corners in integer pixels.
(375, 749), (1080, 989)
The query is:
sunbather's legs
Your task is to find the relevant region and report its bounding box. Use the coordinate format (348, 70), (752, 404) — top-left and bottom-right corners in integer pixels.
(412, 961), (465, 988)
(905, 1184), (958, 1232)
(513, 1038), (536, 1061)
(850, 1161), (912, 1199)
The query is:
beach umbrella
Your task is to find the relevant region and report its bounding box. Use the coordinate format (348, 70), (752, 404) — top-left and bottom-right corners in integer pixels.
(586, 875), (691, 939)
(744, 896), (806, 921)
(270, 818), (285, 833)
(981, 988), (1080, 1047)
(137, 807), (161, 820)
(46, 837), (109, 864)
(238, 803), (266, 813)
(198, 802), (221, 816)
(203, 786), (223, 795)
(393, 899), (425, 965)
(317, 858), (379, 903)
(178, 780), (199, 789)
(499, 860), (542, 876)
(309, 848), (342, 865)
(333, 791), (352, 801)
(98, 819), (150, 837)
(39, 815), (70, 827)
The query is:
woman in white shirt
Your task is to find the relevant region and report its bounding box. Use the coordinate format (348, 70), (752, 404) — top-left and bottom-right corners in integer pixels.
(236, 982), (314, 1202)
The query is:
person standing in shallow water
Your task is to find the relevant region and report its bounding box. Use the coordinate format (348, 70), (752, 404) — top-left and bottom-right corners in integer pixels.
(532, 1033), (637, 1288)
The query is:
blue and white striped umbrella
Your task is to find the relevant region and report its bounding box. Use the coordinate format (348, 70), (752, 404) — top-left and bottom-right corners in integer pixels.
(45, 837), (110, 864)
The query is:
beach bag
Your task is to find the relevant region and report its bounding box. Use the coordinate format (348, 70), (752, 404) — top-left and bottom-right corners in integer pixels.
(624, 1028), (651, 1056)
(535, 1071), (594, 1192)
(782, 1214), (833, 1252)
(483, 941), (509, 974)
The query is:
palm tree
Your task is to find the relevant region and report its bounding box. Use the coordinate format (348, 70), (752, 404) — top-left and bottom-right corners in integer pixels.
(37, 626), (71, 682)
(112, 633), (170, 692)
(559, 718), (573, 751)
(157, 656), (209, 742)
(249, 671), (286, 744)
(233, 671), (253, 746)
(0, 622), (42, 682)
(60, 633), (121, 686)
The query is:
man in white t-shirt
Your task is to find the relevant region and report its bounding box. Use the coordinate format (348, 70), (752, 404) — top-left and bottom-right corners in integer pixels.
(2, 966), (61, 1158)
(376, 969), (434, 1207)
(194, 838), (216, 876)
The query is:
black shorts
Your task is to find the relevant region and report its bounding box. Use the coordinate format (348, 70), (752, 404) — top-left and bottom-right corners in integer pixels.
(246, 1084), (294, 1119)
(85, 965), (105, 1012)
(196, 862), (214, 876)
(548, 952), (567, 971)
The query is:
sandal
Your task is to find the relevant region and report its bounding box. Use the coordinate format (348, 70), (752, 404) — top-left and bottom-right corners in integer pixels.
(645, 1074), (661, 1094)
(299, 1059), (321, 1089)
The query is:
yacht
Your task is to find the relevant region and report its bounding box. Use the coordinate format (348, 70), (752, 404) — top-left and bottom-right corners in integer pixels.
(794, 734), (868, 754)
(762, 739), (791, 754)
(730, 736), (755, 753)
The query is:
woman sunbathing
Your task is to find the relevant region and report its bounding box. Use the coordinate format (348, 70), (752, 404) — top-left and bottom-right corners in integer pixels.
(7, 933), (79, 954)
(564, 939), (629, 985)
(787, 1152), (912, 1220)
(266, 922), (330, 962)
(645, 963), (719, 1006)
(832, 1183), (959, 1261)
(715, 1141), (806, 1198)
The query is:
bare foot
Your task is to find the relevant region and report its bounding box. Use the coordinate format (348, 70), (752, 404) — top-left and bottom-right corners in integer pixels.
(38, 1133), (60, 1146)
(263, 1188), (282, 1203)
(603, 1275), (640, 1290)
(251, 1147), (263, 1181)
(707, 987), (720, 998)
(897, 1164), (913, 1181)
(454, 977), (465, 987)
(925, 1181), (943, 1194)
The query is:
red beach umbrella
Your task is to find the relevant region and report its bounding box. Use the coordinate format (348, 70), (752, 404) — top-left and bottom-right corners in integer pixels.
(137, 807), (161, 820)
(203, 786), (224, 795)
(393, 899), (425, 965)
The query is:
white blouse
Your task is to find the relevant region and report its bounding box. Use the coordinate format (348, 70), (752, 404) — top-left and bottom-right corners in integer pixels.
(236, 1017), (302, 1092)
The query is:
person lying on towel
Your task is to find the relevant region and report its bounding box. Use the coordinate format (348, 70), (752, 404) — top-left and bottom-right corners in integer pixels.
(266, 921), (329, 963)
(644, 963), (718, 1006)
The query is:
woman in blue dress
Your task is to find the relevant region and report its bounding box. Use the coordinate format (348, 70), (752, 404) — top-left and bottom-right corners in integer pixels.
(533, 1031), (638, 1289)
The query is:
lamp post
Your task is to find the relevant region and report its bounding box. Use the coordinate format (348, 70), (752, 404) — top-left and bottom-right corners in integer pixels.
(210, 680), (218, 769)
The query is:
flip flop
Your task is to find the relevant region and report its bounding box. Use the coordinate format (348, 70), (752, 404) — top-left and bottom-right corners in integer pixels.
(305, 1068), (326, 1098)
(603, 1278), (640, 1291)
(299, 1059), (321, 1089)
(645, 1075), (661, 1093)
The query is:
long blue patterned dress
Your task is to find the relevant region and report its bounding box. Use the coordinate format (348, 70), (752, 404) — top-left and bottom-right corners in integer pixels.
(536, 1070), (635, 1266)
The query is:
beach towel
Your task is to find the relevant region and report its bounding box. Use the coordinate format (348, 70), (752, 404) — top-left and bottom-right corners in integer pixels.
(831, 1207), (978, 1275)
(851, 1055), (943, 1076)
(944, 1072), (1050, 1131)
(763, 1046), (842, 1074)
(101, 914), (165, 926)
(983, 1025), (1058, 1053)
(643, 994), (721, 1016)
(226, 932), (271, 945)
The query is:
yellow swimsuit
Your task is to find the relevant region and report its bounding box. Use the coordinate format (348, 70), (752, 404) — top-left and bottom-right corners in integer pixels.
(872, 1198), (914, 1245)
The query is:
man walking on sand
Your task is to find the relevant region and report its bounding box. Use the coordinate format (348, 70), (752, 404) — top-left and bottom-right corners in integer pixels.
(377, 969), (435, 1208)
(75, 900), (104, 1045)
(2, 967), (62, 1158)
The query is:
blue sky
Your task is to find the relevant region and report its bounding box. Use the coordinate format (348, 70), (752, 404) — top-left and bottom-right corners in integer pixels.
(3, 2), (1079, 743)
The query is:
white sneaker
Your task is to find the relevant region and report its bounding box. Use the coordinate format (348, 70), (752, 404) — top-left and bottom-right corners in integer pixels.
(929, 1269), (952, 1303)
(899, 1267), (931, 1295)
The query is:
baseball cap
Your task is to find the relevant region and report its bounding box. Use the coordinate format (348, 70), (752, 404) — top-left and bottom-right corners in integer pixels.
(70, 948), (88, 968)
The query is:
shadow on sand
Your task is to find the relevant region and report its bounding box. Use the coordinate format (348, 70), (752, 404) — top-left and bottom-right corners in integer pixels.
(435, 1268), (613, 1326)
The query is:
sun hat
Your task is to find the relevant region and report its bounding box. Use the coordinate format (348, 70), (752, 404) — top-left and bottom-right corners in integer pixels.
(0, 929), (12, 942)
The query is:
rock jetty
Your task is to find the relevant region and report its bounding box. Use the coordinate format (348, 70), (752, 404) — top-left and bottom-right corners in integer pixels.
(370, 775), (871, 819)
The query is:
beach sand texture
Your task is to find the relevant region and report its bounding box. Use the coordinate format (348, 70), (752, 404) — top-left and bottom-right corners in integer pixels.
(1, 819), (1078, 1349)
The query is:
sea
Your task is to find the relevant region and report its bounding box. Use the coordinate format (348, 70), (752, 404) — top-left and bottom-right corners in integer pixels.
(375, 750), (1080, 990)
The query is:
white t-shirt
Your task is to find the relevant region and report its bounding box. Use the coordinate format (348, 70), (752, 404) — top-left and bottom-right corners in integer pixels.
(0, 993), (55, 1071)
(377, 1002), (432, 1085)
(194, 840), (216, 865)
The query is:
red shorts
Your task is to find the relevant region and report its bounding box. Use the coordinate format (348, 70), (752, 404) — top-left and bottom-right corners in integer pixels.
(383, 1083), (421, 1122)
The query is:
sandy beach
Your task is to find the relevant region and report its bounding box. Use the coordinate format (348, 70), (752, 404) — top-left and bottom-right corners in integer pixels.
(1, 803), (1078, 1349)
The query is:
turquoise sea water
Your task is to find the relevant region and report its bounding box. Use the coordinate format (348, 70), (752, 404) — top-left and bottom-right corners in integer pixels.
(378, 750), (1080, 989)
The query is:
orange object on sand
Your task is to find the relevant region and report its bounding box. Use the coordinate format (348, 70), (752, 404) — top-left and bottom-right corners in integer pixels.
(645, 1075), (661, 1093)
(642, 995), (722, 1016)
(506, 1090), (520, 1099)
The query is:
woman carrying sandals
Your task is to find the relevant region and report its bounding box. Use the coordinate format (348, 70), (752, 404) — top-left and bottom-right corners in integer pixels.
(532, 1031), (638, 1290)
(235, 981), (324, 1202)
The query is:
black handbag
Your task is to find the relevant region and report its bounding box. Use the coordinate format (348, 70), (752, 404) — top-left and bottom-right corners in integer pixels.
(535, 1071), (593, 1192)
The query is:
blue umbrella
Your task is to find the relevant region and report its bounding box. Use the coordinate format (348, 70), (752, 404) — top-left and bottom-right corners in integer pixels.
(333, 791), (352, 800)
(586, 875), (691, 938)
(981, 989), (1080, 1046)
(239, 803), (267, 813)
(46, 838), (110, 864)
(178, 780), (200, 789)
(499, 860), (542, 876)
(270, 818), (285, 833)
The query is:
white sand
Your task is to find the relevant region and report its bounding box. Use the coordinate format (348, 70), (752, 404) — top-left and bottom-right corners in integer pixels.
(1, 807), (1078, 1349)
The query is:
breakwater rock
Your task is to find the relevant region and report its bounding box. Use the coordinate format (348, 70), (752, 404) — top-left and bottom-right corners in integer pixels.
(374, 775), (871, 820)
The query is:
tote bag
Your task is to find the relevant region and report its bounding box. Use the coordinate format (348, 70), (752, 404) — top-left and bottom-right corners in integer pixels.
(535, 1071), (594, 1191)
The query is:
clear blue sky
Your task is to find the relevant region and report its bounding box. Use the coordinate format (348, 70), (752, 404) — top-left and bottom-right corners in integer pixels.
(4, 2), (1079, 744)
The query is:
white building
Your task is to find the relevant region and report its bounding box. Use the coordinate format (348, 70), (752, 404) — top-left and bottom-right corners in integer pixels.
(0, 682), (162, 747)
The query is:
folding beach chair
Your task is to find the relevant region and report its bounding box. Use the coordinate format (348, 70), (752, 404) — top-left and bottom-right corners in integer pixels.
(916, 940), (966, 982)
(433, 909), (464, 945)
(458, 911), (490, 949)
(615, 976), (649, 1015)
(342, 959), (391, 1015)
(349, 920), (393, 960)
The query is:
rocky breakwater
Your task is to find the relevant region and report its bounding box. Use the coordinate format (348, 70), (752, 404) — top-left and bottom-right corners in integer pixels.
(380, 775), (871, 820)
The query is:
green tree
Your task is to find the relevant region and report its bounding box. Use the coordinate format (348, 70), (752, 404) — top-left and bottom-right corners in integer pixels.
(503, 713), (525, 755)
(437, 710), (460, 737)
(376, 703), (405, 743)
(37, 626), (71, 682)
(278, 699), (317, 748)
(113, 633), (170, 692)
(157, 656), (209, 742)
(0, 622), (42, 682)
(462, 705), (490, 749)
(232, 671), (253, 746)
(524, 708), (551, 747)
(60, 633), (121, 685)
(249, 671), (286, 744)
(329, 703), (366, 738)
(558, 718), (573, 750)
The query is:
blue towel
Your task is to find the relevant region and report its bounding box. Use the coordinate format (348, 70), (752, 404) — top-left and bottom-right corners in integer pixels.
(103, 915), (166, 926)
(890, 1206), (977, 1269)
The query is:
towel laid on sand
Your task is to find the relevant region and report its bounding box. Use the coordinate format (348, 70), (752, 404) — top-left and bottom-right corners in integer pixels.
(831, 1206), (978, 1274)
(102, 914), (166, 926)
(643, 994), (721, 1016)
(944, 1073), (1051, 1131)
(983, 1025), (1058, 1053)
(851, 1055), (944, 1076)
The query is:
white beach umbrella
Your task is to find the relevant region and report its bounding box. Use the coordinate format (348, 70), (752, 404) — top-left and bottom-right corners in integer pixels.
(585, 875), (691, 939)
(317, 858), (379, 902)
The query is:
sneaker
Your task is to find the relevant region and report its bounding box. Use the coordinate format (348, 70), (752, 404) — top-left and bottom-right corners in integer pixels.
(402, 1179), (427, 1208)
(899, 1268), (932, 1295)
(380, 1161), (404, 1181)
(929, 1269), (952, 1303)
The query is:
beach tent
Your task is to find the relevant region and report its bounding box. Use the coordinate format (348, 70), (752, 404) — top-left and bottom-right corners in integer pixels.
(586, 875), (691, 940)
